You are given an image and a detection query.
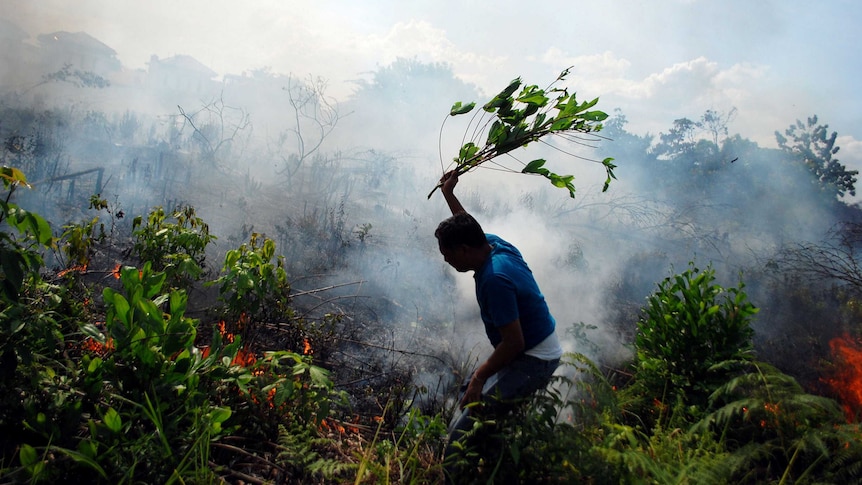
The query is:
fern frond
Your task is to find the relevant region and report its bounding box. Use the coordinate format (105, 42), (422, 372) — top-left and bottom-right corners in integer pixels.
(275, 424), (355, 482)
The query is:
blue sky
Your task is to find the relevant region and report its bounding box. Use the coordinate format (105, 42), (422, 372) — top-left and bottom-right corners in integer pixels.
(3, 0), (861, 164)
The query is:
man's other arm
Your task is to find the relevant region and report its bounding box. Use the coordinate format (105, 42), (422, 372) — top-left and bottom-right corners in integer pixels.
(460, 318), (525, 408)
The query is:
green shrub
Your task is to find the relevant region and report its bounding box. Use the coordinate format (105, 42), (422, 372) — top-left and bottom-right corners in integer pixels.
(209, 232), (289, 323)
(131, 205), (216, 289)
(624, 263), (758, 429)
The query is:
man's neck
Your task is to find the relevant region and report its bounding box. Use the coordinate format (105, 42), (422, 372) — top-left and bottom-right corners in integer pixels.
(470, 243), (492, 271)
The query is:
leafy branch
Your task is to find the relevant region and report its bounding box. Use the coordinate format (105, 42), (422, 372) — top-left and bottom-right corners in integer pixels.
(428, 67), (616, 199)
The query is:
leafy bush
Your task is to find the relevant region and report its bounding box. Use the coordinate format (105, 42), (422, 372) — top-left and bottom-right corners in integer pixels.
(0, 166), (59, 381)
(623, 263), (758, 429)
(208, 232), (289, 323)
(131, 205), (216, 289)
(0, 175), (347, 482)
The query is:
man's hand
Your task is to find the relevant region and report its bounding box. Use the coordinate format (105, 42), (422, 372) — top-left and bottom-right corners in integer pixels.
(440, 170), (459, 195)
(460, 375), (485, 409)
(458, 319), (525, 409)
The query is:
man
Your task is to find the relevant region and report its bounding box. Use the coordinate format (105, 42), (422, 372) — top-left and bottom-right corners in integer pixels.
(435, 171), (562, 480)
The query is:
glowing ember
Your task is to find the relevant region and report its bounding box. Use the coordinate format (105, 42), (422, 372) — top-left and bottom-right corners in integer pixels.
(111, 263), (122, 279)
(822, 334), (862, 421)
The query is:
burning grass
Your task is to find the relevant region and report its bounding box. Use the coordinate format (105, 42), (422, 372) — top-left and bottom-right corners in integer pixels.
(823, 334), (862, 421)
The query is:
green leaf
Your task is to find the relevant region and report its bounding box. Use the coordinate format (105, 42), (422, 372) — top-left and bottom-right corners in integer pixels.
(456, 142), (480, 164)
(108, 291), (131, 327)
(50, 445), (108, 478)
(582, 110), (609, 122)
(486, 121), (508, 146)
(309, 364), (332, 386)
(173, 349), (192, 374)
(31, 212), (53, 245)
(77, 439), (98, 460)
(549, 173), (577, 198)
(602, 158), (617, 192)
(209, 406), (232, 424)
(207, 406), (232, 433)
(0, 166), (30, 188)
(516, 86), (549, 106)
(483, 78), (521, 112)
(450, 101), (476, 116)
(5, 207), (54, 247)
(19, 443), (38, 466)
(532, 113), (548, 130)
(497, 78), (522, 99)
(549, 116), (575, 132)
(80, 323), (104, 340)
(104, 407), (122, 434)
(522, 159), (547, 174)
(550, 174), (574, 189)
(87, 357), (103, 373)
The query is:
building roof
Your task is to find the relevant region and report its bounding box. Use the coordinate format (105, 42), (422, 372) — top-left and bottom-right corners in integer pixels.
(150, 54), (217, 78)
(37, 31), (117, 57)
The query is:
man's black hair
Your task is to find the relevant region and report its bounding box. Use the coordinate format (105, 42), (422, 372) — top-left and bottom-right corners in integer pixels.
(435, 212), (487, 249)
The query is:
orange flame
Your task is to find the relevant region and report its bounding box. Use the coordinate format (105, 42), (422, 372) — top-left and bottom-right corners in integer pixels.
(81, 337), (114, 356)
(822, 334), (862, 421)
(303, 338), (313, 355)
(202, 318), (299, 412)
(58, 264), (88, 278)
(232, 348), (256, 367)
(217, 320), (234, 343)
(111, 263), (122, 279)
(319, 418), (353, 435)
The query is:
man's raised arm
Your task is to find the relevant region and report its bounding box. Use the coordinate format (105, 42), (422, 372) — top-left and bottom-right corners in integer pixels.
(440, 171), (467, 216)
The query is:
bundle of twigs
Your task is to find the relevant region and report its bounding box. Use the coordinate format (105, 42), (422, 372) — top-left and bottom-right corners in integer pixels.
(428, 67), (616, 199)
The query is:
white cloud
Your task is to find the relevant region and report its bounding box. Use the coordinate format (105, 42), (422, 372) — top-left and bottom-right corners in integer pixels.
(345, 20), (506, 93)
(636, 57), (720, 99)
(533, 48), (635, 97)
(536, 48), (631, 78)
(839, 135), (862, 171)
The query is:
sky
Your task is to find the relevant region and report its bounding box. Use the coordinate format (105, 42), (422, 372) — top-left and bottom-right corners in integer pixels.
(2, 0), (862, 208)
(2, 0), (861, 164)
(1, 0), (860, 240)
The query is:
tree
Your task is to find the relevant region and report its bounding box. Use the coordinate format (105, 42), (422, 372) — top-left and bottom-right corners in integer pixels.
(274, 76), (340, 185)
(775, 115), (858, 199)
(700, 108), (737, 147)
(600, 109), (653, 160)
(177, 92), (252, 169)
(653, 108), (737, 160)
(653, 117), (698, 160)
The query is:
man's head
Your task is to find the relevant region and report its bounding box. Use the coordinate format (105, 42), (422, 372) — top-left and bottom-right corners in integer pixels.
(435, 212), (489, 272)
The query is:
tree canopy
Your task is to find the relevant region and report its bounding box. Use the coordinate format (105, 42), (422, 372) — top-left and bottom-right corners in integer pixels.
(776, 115), (858, 199)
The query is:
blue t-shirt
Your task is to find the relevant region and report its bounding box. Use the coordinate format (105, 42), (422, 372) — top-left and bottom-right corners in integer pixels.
(474, 234), (556, 349)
